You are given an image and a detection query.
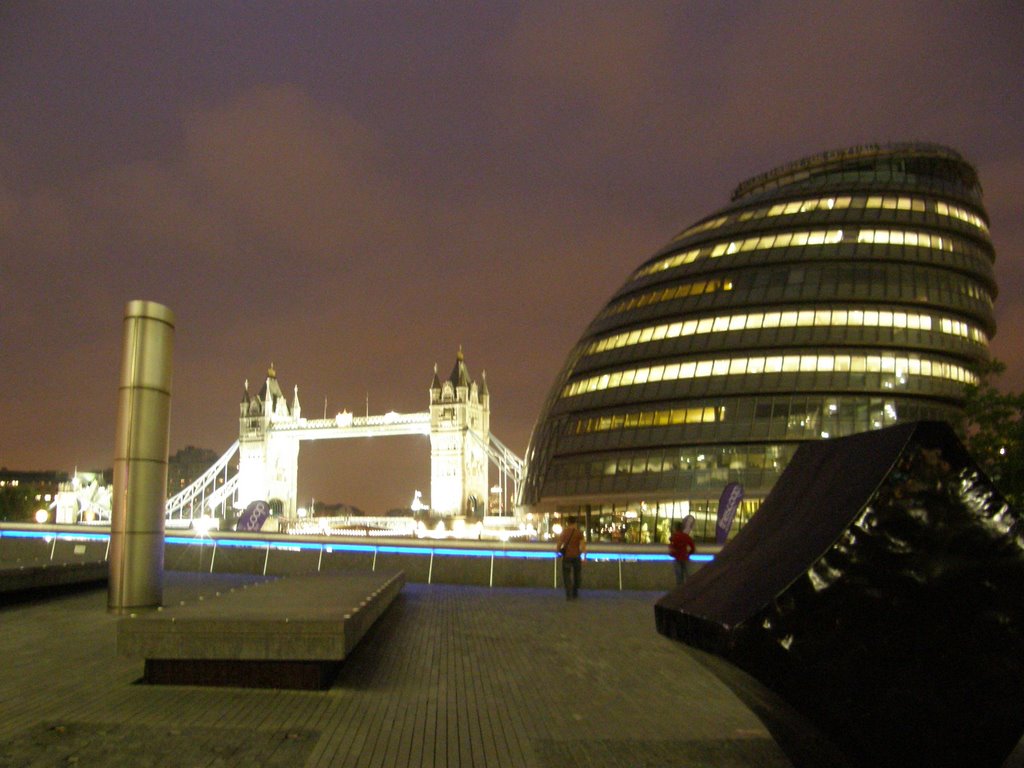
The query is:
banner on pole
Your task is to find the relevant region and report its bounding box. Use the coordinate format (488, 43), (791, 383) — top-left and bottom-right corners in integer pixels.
(716, 482), (744, 545)
(236, 500), (271, 531)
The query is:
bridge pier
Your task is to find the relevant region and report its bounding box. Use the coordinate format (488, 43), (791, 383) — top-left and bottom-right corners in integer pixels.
(428, 348), (490, 517)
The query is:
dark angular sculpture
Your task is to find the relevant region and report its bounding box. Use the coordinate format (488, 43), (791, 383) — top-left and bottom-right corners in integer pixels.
(655, 421), (1024, 768)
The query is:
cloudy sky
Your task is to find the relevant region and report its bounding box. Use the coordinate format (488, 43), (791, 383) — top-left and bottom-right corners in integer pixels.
(2, 2), (1022, 513)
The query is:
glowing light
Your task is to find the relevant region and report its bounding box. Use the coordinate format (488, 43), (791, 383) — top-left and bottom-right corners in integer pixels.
(35, 509), (48, 523)
(193, 516), (216, 535)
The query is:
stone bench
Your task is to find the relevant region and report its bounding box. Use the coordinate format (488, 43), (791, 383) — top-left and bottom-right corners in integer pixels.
(117, 570), (404, 690)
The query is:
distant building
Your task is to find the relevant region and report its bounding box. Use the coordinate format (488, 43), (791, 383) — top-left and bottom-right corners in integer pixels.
(521, 143), (996, 541)
(167, 446), (220, 495)
(0, 469), (70, 522)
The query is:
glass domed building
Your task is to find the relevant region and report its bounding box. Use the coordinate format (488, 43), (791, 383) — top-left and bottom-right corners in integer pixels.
(521, 143), (997, 542)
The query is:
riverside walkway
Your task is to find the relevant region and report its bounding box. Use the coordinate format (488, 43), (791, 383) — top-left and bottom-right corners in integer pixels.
(0, 572), (791, 767)
(2, 573), (1023, 767)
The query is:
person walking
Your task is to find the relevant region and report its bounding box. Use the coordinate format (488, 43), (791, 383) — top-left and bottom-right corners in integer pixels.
(668, 521), (696, 586)
(556, 516), (586, 600)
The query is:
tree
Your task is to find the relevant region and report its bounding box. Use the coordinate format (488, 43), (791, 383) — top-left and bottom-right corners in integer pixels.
(0, 484), (34, 522)
(959, 359), (1024, 509)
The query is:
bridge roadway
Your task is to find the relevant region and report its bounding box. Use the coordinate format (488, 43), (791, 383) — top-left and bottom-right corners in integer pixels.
(272, 412), (431, 440)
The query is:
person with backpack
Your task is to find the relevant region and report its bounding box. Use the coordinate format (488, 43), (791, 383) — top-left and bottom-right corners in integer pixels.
(556, 516), (586, 600)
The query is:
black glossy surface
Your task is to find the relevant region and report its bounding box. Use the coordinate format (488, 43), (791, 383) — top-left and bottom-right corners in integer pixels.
(656, 421), (1024, 768)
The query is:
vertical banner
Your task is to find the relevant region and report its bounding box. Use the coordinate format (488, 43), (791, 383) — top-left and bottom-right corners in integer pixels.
(716, 482), (744, 545)
(236, 500), (271, 531)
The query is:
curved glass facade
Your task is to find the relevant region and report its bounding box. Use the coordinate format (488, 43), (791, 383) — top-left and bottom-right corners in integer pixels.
(522, 143), (997, 542)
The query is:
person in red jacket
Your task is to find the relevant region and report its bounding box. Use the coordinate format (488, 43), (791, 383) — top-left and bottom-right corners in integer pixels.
(668, 521), (696, 586)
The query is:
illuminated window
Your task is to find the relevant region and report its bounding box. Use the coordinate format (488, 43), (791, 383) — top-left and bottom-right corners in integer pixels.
(600, 278), (734, 318)
(635, 228), (845, 279)
(665, 194), (986, 255)
(933, 201), (988, 231)
(737, 195), (853, 223)
(671, 215), (729, 241)
(583, 308), (986, 357)
(856, 229), (955, 252)
(562, 353), (975, 398)
(573, 405), (720, 434)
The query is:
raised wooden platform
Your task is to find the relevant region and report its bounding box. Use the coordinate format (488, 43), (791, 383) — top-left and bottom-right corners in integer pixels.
(0, 561), (108, 601)
(117, 570), (404, 689)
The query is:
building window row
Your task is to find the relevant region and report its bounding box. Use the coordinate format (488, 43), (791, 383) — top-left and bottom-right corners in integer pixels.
(555, 446), (790, 480)
(603, 265), (991, 323)
(573, 406), (724, 434)
(566, 395), (958, 443)
(671, 193), (987, 243)
(562, 352), (976, 399)
(933, 200), (986, 230)
(638, 226), (982, 280)
(584, 307), (985, 357)
(599, 278), (734, 319)
(547, 445), (799, 488)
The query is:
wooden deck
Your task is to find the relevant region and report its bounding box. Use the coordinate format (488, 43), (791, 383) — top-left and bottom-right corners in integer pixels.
(2, 572), (1021, 766)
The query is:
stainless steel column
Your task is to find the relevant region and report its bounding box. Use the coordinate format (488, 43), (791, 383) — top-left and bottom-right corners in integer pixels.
(108, 300), (175, 612)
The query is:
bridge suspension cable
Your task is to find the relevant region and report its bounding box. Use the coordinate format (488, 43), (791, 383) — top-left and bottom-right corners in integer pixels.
(469, 431), (524, 514)
(165, 441), (239, 520)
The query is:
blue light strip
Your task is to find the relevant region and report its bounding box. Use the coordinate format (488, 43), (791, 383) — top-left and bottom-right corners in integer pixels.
(166, 536), (203, 546)
(1, 529), (50, 539)
(378, 546), (436, 556)
(1, 528), (716, 563)
(213, 537), (271, 549)
(0, 529), (109, 542)
(586, 552), (714, 563)
(325, 544), (377, 554)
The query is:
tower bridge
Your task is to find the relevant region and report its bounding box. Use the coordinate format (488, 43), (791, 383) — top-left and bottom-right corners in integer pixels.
(167, 349), (524, 522)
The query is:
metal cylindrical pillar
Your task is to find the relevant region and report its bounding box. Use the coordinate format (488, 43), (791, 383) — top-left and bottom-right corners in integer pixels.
(108, 300), (175, 612)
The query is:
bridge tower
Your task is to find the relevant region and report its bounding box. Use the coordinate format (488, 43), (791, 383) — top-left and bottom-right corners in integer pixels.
(237, 364), (301, 518)
(429, 348), (490, 517)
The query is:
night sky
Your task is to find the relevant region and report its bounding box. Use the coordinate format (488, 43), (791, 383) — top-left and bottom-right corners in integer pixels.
(2, 2), (1022, 513)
